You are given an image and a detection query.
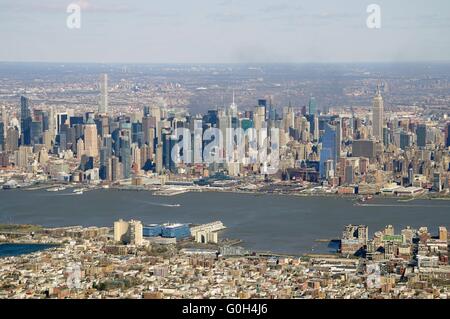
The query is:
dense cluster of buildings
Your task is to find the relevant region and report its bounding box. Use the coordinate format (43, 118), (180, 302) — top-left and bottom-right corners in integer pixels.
(341, 224), (448, 263)
(1, 77), (449, 197)
(0, 221), (449, 299)
(340, 224), (449, 291)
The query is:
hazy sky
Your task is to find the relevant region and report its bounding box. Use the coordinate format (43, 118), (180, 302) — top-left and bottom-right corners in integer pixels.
(1, 0), (450, 63)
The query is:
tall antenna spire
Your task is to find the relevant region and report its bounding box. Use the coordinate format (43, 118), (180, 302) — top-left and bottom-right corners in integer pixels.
(229, 88), (237, 117)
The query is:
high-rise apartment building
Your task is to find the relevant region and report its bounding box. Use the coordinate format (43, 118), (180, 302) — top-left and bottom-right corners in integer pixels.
(99, 73), (108, 114)
(114, 219), (143, 245)
(439, 226), (448, 241)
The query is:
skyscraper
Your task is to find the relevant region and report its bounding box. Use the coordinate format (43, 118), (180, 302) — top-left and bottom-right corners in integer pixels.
(335, 119), (342, 156)
(344, 164), (354, 185)
(416, 124), (427, 148)
(131, 143), (141, 171)
(313, 116), (319, 141)
(308, 96), (317, 115)
(228, 90), (238, 118)
(433, 172), (442, 192)
(383, 127), (390, 146)
(142, 116), (156, 146)
(30, 121), (43, 145)
(102, 134), (113, 157)
(372, 86), (384, 144)
(319, 123), (337, 178)
(57, 113), (68, 135)
(76, 138), (85, 158)
(352, 140), (376, 160)
(48, 106), (55, 137)
(0, 121), (4, 151)
(99, 147), (111, 181)
(59, 132), (67, 151)
(143, 106), (150, 117)
(131, 122), (143, 146)
(15, 146), (32, 168)
(258, 99), (267, 119)
(83, 120), (98, 157)
(20, 96), (32, 145)
(445, 123), (450, 148)
(400, 131), (412, 150)
(253, 104), (265, 131)
(156, 143), (163, 174)
(6, 127), (19, 152)
(0, 106), (7, 143)
(99, 73), (108, 114)
(120, 135), (131, 179)
(111, 155), (122, 181)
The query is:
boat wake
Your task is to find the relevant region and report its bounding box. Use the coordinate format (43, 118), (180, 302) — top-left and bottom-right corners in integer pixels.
(137, 200), (181, 208)
(355, 203), (450, 208)
(159, 203), (181, 207)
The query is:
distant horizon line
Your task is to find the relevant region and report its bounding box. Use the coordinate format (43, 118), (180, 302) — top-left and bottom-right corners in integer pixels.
(1, 60), (450, 65)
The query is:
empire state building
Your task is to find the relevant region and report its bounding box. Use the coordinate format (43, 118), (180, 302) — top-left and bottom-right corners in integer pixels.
(372, 85), (384, 144)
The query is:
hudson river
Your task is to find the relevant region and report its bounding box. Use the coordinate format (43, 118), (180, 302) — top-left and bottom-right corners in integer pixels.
(0, 189), (449, 254)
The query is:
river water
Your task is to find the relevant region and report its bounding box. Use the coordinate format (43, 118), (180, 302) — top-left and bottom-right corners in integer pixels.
(0, 243), (57, 258)
(0, 189), (449, 254)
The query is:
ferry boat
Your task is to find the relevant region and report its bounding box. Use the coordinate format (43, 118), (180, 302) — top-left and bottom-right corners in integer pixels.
(73, 188), (84, 195)
(2, 180), (18, 189)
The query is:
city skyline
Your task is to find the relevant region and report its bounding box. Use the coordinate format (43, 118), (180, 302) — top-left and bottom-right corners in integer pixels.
(1, 80), (448, 188)
(0, 0), (449, 303)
